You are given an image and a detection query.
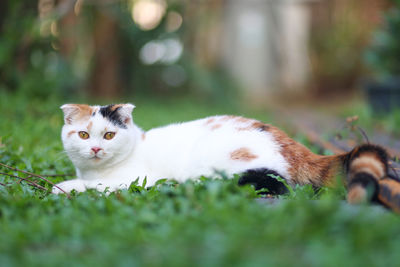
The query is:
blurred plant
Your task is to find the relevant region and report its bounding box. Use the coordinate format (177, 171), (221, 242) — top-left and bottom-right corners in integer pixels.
(0, 0), (75, 98)
(111, 0), (238, 101)
(0, 0), (238, 102)
(365, 0), (400, 80)
(309, 0), (385, 96)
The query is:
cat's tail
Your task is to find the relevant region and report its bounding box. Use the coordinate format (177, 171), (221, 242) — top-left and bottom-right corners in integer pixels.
(287, 142), (390, 203)
(342, 144), (389, 204)
(334, 144), (400, 212)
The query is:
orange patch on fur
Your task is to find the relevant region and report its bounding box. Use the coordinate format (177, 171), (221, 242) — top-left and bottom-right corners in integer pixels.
(349, 156), (385, 180)
(220, 116), (235, 122)
(211, 124), (222, 130)
(378, 179), (400, 213)
(64, 104), (93, 124)
(110, 104), (124, 111)
(236, 121), (270, 132)
(269, 126), (344, 186)
(347, 184), (368, 204)
(86, 121), (93, 131)
(380, 179), (400, 195)
(205, 118), (215, 125)
(235, 117), (251, 123)
(67, 130), (76, 137)
(142, 133), (146, 141)
(230, 147), (258, 162)
(76, 104), (92, 111)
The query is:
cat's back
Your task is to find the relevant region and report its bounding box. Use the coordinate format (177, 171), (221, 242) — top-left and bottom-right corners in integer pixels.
(144, 115), (274, 144)
(137, 115), (288, 180)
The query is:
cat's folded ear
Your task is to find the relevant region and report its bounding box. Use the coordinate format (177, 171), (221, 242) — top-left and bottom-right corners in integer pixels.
(60, 104), (92, 124)
(116, 103), (135, 124)
(118, 103), (135, 117)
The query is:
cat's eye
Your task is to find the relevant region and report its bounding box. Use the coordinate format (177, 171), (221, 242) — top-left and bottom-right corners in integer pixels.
(78, 131), (90, 140)
(104, 132), (116, 140)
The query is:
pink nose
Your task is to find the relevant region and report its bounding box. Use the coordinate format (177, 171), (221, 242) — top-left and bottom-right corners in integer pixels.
(91, 147), (102, 154)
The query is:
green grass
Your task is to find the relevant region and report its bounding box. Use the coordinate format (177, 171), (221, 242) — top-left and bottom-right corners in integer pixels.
(1, 91), (400, 266)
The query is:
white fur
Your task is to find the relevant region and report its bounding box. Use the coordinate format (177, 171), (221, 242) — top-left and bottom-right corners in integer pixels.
(53, 106), (290, 194)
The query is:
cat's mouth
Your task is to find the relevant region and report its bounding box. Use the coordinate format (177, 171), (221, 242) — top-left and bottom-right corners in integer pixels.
(88, 151), (108, 161)
(91, 155), (103, 161)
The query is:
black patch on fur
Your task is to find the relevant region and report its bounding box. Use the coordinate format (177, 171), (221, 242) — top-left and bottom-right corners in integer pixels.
(99, 105), (127, 129)
(344, 144), (389, 174)
(256, 124), (270, 132)
(92, 112), (96, 117)
(348, 172), (379, 202)
(238, 168), (288, 195)
(378, 179), (400, 209)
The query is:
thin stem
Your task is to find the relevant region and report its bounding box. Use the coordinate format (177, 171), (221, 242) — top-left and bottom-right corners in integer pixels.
(39, 174), (75, 177)
(0, 163), (71, 198)
(356, 126), (370, 144)
(0, 172), (47, 191)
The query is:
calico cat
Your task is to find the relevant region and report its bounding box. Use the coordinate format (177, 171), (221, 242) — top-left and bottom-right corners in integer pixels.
(53, 103), (389, 204)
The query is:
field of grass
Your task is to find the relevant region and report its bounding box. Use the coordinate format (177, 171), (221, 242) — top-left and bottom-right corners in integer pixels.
(1, 91), (400, 266)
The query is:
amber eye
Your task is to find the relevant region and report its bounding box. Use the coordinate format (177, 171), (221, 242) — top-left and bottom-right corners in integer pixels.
(78, 131), (90, 139)
(104, 132), (116, 140)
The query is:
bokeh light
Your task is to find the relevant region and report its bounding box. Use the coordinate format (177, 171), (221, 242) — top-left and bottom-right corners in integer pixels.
(132, 0), (167, 31)
(139, 38), (183, 65)
(166, 11), (183, 32)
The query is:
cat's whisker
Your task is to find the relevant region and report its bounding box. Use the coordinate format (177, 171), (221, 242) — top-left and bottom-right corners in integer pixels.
(56, 151), (70, 156)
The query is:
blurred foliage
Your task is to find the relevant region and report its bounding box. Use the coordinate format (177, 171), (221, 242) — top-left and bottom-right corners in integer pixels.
(365, 0), (400, 80)
(0, 0), (74, 98)
(115, 1), (237, 100)
(3, 173), (399, 266)
(0, 0), (238, 102)
(1, 92), (400, 266)
(309, 0), (383, 94)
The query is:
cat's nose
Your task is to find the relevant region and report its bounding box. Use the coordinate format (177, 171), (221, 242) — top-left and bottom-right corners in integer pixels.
(91, 147), (102, 154)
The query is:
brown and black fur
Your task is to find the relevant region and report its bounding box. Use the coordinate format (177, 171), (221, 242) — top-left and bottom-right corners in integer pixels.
(238, 121), (391, 206)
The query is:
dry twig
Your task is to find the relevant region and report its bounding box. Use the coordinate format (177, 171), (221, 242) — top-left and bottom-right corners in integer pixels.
(40, 174), (74, 177)
(0, 172), (47, 191)
(0, 162), (71, 198)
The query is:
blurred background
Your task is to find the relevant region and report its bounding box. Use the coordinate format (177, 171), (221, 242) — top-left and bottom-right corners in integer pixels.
(0, 0), (396, 109)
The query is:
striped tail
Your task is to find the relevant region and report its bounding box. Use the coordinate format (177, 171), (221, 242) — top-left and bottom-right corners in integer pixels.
(344, 144), (389, 204)
(378, 178), (400, 213)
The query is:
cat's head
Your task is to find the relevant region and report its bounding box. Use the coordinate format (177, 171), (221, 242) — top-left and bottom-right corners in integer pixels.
(61, 103), (137, 169)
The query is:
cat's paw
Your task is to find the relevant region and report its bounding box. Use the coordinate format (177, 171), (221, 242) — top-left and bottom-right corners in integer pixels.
(52, 179), (86, 194)
(85, 180), (129, 194)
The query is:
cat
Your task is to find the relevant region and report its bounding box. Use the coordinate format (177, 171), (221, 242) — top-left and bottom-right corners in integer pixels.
(53, 103), (390, 204)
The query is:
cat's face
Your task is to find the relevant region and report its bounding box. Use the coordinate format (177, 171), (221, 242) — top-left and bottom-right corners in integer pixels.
(61, 104), (136, 170)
